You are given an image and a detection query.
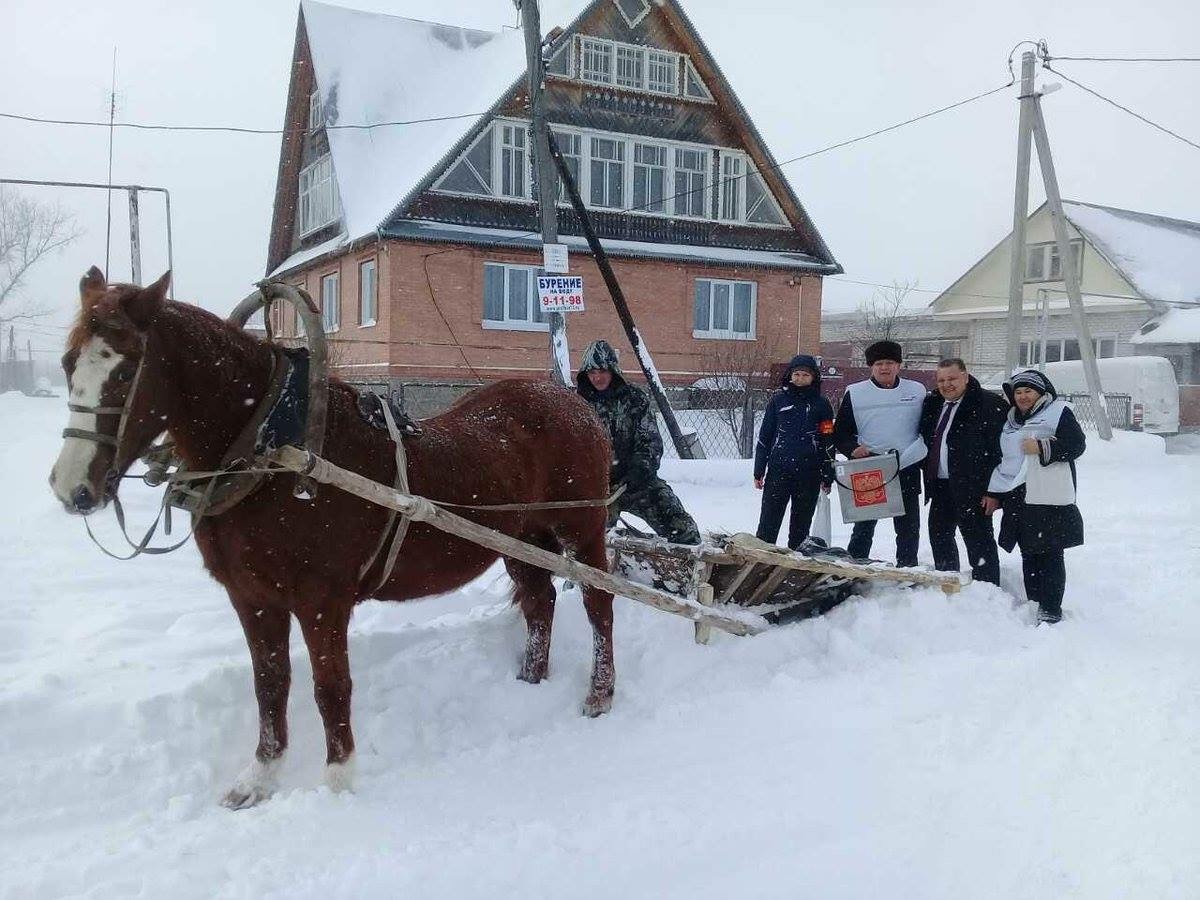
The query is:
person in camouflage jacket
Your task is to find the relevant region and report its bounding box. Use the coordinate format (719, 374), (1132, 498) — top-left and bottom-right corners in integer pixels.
(576, 340), (701, 544)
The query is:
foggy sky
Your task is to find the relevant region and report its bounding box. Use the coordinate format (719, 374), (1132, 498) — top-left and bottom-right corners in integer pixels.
(2, 0), (1198, 364)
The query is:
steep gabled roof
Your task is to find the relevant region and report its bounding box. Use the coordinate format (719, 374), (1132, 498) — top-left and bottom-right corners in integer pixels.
(300, 0), (523, 242)
(290, 0), (838, 272)
(1060, 201), (1200, 305)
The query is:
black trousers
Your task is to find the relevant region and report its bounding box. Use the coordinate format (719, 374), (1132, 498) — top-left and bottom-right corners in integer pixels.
(926, 479), (1000, 585)
(847, 465), (921, 566)
(756, 471), (821, 550)
(1023, 549), (1066, 618)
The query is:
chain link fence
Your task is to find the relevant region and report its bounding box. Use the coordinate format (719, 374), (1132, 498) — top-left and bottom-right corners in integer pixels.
(1063, 392), (1132, 430)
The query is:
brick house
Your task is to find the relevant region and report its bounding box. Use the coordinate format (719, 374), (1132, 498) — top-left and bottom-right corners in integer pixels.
(264, 0), (840, 401)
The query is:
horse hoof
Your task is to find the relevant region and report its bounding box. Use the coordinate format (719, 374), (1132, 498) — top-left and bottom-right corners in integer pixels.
(221, 757), (281, 809)
(324, 756), (355, 794)
(582, 692), (613, 718)
(221, 785), (270, 810)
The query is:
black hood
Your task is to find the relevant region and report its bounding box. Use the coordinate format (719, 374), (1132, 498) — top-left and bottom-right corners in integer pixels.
(781, 354), (822, 389)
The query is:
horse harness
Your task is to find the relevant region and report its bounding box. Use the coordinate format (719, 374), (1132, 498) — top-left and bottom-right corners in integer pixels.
(69, 346), (626, 587)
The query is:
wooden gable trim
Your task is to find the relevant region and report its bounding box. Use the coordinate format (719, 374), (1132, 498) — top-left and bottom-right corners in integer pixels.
(266, 9), (317, 274)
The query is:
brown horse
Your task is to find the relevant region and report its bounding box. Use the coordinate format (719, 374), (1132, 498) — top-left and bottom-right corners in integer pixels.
(49, 268), (616, 809)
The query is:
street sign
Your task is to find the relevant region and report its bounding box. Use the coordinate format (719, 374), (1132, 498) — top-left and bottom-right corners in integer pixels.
(542, 243), (569, 274)
(537, 275), (584, 313)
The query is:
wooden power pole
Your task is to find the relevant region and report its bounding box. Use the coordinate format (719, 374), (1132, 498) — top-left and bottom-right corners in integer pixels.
(1005, 49), (1112, 439)
(519, 0), (571, 387)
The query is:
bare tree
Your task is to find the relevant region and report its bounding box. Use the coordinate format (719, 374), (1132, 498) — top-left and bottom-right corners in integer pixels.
(695, 334), (783, 458)
(0, 189), (81, 325)
(843, 279), (918, 358)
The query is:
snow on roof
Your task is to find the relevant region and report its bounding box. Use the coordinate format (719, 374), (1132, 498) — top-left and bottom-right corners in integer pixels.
(382, 219), (834, 271)
(1130, 306), (1200, 345)
(1062, 201), (1200, 305)
(266, 230), (347, 278)
(301, 0), (525, 242)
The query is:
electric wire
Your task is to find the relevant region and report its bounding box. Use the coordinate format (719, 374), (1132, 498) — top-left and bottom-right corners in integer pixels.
(1043, 62), (1200, 152)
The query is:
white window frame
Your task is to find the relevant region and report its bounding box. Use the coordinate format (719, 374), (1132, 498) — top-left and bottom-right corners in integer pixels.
(614, 44), (644, 89)
(358, 258), (377, 327)
(482, 262), (548, 332)
(683, 58), (714, 102)
(589, 136), (626, 209)
(718, 151), (745, 222)
(1020, 334), (1117, 366)
(1024, 240), (1083, 283)
(693, 278), (757, 340)
(580, 37), (613, 85)
(431, 119), (789, 227)
(497, 123), (529, 200)
(612, 0), (651, 29)
(646, 50), (679, 96)
(308, 90), (321, 131)
(320, 271), (340, 333)
(298, 155), (339, 236)
(632, 142), (668, 214)
(574, 36), (686, 99)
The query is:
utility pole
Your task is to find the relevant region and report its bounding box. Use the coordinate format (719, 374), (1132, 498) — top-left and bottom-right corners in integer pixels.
(1031, 100), (1112, 439)
(1004, 51), (1036, 377)
(518, 0), (571, 387)
(127, 187), (142, 285)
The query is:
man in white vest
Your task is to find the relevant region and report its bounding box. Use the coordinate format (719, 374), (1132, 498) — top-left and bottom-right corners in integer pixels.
(832, 340), (928, 565)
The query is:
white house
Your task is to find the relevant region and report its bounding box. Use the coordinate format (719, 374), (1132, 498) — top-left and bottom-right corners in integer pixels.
(928, 200), (1200, 384)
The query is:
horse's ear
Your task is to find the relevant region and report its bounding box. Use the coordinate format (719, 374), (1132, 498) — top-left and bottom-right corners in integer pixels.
(79, 267), (106, 312)
(124, 270), (170, 327)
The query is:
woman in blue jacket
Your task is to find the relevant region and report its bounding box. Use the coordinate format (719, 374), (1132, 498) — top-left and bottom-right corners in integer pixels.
(754, 354), (835, 549)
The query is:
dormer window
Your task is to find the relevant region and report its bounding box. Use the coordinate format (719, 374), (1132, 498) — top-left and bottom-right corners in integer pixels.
(298, 154), (339, 235)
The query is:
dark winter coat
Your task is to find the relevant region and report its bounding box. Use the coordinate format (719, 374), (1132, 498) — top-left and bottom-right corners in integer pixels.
(987, 373), (1086, 554)
(577, 342), (663, 489)
(753, 355), (835, 483)
(919, 375), (1008, 512)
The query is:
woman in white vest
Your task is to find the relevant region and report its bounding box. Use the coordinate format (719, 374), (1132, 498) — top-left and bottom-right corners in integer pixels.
(983, 370), (1086, 624)
(832, 340), (928, 566)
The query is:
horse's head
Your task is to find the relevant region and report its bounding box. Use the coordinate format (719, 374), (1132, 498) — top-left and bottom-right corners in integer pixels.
(49, 267), (171, 515)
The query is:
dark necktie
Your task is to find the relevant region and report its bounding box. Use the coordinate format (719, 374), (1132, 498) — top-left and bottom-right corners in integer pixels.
(926, 401), (957, 480)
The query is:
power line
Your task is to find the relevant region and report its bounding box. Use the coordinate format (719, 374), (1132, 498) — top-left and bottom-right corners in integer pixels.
(828, 277), (1200, 308)
(0, 109), (489, 135)
(1043, 63), (1200, 152)
(1046, 54), (1200, 63)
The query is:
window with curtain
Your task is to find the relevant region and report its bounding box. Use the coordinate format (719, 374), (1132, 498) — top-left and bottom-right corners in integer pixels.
(694, 278), (756, 339)
(482, 263), (547, 331)
(321, 272), (340, 332)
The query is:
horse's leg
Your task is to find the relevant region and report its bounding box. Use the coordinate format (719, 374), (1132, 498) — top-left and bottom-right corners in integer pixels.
(296, 602), (356, 793)
(576, 531), (616, 718)
(506, 553), (557, 684)
(222, 600), (292, 810)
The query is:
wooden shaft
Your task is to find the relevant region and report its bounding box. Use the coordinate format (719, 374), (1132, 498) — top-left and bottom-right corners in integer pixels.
(720, 542), (962, 593)
(270, 446), (765, 636)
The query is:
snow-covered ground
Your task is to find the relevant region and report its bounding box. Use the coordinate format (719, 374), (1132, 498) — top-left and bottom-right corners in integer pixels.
(2, 391), (1199, 899)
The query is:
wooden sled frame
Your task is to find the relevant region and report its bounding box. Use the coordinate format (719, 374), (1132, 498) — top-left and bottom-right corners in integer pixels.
(267, 446), (962, 643)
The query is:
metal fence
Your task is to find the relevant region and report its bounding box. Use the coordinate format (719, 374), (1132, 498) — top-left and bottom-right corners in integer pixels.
(663, 390), (1136, 460)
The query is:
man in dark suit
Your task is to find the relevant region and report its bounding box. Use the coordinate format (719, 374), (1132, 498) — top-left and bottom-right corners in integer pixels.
(920, 358), (1008, 584)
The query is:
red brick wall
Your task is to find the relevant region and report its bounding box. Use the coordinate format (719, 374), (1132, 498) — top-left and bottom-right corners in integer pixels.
(1179, 385), (1200, 430)
(283, 238), (824, 386)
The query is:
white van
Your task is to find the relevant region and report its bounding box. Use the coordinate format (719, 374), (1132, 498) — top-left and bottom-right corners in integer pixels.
(1040, 356), (1180, 435)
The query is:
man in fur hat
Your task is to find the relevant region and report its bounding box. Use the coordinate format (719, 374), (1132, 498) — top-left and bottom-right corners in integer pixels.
(832, 340), (928, 565)
(576, 339), (701, 544)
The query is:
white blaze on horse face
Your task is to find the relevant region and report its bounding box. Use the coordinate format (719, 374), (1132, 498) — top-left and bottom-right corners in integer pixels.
(50, 335), (125, 506)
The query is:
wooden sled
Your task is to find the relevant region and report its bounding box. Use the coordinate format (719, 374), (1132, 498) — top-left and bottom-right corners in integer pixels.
(608, 532), (964, 644)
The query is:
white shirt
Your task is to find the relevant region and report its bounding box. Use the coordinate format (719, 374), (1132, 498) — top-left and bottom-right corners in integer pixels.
(935, 399), (961, 479)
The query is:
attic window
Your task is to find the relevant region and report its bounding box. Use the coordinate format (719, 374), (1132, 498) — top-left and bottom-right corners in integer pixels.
(613, 0), (651, 28)
(298, 155), (338, 236)
(308, 90), (322, 131)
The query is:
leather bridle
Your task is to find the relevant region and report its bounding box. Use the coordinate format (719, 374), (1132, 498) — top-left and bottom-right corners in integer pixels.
(61, 339), (150, 481)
